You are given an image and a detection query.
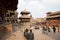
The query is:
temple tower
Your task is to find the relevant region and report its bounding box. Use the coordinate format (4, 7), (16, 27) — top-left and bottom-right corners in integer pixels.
(19, 9), (31, 31)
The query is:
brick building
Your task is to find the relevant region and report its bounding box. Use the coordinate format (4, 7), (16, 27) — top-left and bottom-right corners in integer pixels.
(46, 11), (60, 32)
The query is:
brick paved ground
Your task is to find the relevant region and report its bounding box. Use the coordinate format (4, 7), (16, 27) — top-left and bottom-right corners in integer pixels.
(1, 26), (60, 40)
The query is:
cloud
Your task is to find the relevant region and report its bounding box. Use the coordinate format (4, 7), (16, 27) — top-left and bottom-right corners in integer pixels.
(43, 0), (60, 7)
(43, 0), (60, 4)
(28, 1), (45, 9)
(17, 0), (46, 18)
(26, 0), (46, 18)
(17, 0), (60, 18)
(17, 0), (26, 17)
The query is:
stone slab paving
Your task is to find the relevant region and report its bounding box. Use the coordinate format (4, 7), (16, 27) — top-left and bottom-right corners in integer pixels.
(32, 29), (55, 40)
(5, 29), (26, 40)
(1, 27), (60, 40)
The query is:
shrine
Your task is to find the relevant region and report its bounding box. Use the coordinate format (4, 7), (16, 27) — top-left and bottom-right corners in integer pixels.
(19, 9), (31, 31)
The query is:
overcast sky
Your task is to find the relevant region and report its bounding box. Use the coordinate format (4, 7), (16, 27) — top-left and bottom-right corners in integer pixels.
(17, 0), (60, 18)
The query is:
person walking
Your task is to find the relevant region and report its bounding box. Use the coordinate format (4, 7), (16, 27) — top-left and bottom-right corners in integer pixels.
(28, 29), (34, 40)
(24, 29), (29, 39)
(53, 26), (56, 33)
(42, 26), (47, 34)
(24, 29), (34, 40)
(47, 27), (50, 32)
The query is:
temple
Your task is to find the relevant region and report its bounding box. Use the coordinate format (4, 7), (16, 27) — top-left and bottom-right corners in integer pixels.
(0, 0), (18, 38)
(46, 11), (60, 26)
(0, 0), (18, 11)
(46, 11), (60, 32)
(19, 9), (31, 30)
(0, 0), (18, 24)
(5, 10), (18, 25)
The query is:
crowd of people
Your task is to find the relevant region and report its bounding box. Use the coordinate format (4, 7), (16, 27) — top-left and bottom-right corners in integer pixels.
(23, 26), (57, 40)
(24, 29), (34, 40)
(42, 26), (56, 34)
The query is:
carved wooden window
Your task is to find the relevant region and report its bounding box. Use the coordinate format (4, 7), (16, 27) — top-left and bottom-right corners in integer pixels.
(7, 14), (9, 17)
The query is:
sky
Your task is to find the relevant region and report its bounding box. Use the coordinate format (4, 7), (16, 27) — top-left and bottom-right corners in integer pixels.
(17, 0), (60, 18)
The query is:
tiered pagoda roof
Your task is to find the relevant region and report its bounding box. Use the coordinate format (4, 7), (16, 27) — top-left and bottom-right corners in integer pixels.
(0, 0), (18, 11)
(20, 9), (30, 15)
(19, 9), (30, 19)
(46, 11), (60, 18)
(19, 9), (30, 22)
(19, 16), (30, 19)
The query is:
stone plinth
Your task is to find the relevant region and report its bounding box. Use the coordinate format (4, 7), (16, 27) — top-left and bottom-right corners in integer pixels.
(5, 24), (13, 33)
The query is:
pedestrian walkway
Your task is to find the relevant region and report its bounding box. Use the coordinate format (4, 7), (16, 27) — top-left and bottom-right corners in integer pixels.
(33, 29), (55, 40)
(1, 27), (59, 40)
(2, 29), (26, 40)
